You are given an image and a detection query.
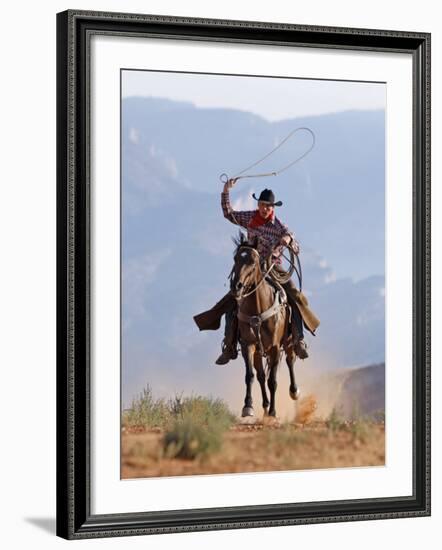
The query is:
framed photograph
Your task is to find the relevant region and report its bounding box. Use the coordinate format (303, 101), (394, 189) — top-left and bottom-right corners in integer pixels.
(56, 10), (431, 539)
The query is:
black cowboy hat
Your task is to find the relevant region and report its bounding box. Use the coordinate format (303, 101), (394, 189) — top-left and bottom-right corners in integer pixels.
(252, 188), (283, 207)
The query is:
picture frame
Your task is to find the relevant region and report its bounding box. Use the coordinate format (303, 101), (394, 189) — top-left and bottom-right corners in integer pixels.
(56, 9), (431, 540)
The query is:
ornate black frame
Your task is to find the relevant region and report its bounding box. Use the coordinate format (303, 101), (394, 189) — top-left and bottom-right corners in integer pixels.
(56, 9), (431, 540)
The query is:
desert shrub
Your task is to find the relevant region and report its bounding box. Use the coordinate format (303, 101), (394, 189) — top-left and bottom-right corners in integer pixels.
(167, 393), (185, 417)
(169, 394), (236, 429)
(162, 394), (236, 460)
(124, 386), (236, 435)
(324, 406), (377, 443)
(348, 417), (370, 442)
(123, 384), (171, 428)
(326, 407), (346, 432)
(372, 409), (386, 423)
(163, 415), (226, 460)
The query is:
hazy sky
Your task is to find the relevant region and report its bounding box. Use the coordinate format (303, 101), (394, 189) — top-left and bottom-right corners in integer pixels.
(122, 69), (385, 121)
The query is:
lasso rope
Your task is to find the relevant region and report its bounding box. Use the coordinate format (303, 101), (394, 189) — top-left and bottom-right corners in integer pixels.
(220, 127), (315, 184)
(264, 246), (302, 289)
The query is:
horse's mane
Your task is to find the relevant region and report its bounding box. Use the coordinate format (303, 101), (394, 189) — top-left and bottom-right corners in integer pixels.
(231, 230), (258, 255)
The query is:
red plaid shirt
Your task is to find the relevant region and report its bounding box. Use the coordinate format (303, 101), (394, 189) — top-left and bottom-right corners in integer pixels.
(221, 191), (299, 264)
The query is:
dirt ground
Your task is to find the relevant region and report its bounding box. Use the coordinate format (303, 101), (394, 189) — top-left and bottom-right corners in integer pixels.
(121, 417), (385, 479)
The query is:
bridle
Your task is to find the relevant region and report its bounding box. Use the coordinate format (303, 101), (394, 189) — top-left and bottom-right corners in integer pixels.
(230, 245), (275, 300)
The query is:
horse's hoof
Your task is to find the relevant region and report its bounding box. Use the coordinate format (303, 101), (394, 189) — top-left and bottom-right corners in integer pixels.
(263, 406), (269, 416)
(268, 410), (276, 417)
(290, 388), (301, 401)
(242, 406), (254, 417)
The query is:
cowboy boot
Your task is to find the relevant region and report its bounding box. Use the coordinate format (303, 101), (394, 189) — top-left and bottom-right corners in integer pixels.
(291, 305), (309, 359)
(215, 309), (238, 365)
(215, 342), (238, 365)
(294, 338), (309, 360)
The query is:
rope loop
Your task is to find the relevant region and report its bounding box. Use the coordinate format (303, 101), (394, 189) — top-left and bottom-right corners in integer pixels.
(219, 126), (315, 184)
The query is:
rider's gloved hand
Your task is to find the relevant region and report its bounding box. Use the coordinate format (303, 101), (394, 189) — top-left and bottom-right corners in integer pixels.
(223, 177), (239, 193)
(280, 234), (300, 255)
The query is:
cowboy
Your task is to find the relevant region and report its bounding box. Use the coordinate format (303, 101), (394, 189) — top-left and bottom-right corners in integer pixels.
(193, 177), (320, 365)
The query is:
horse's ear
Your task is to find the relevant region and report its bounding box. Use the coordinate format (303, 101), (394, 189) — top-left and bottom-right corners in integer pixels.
(246, 235), (258, 248)
(232, 230), (246, 249)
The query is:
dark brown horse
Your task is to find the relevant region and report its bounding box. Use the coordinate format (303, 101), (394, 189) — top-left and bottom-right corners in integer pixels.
(230, 233), (300, 418)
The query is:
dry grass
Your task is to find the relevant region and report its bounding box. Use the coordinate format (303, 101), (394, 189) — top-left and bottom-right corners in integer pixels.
(121, 387), (385, 478)
(122, 417), (385, 478)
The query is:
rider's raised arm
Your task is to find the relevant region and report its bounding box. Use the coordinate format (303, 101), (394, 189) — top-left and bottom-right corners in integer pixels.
(221, 186), (254, 229)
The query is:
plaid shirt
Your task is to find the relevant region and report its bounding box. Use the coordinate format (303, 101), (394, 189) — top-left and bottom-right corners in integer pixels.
(221, 190), (299, 264)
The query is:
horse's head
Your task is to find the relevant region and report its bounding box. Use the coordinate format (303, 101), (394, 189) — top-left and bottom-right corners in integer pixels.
(230, 233), (261, 300)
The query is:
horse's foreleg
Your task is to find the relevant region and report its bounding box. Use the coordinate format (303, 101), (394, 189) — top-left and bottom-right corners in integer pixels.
(254, 352), (269, 413)
(241, 343), (255, 417)
(286, 345), (300, 400)
(267, 348), (280, 417)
